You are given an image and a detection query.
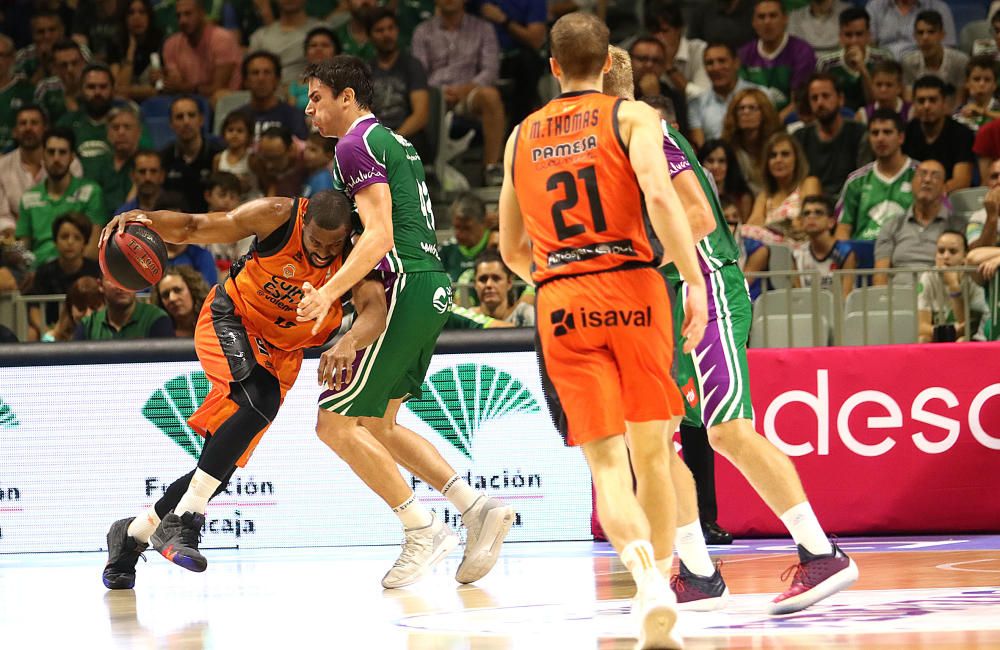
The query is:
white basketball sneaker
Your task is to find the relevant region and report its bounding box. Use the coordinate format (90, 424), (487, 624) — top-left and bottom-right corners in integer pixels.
(456, 495), (516, 584)
(381, 513), (459, 589)
(632, 574), (684, 649)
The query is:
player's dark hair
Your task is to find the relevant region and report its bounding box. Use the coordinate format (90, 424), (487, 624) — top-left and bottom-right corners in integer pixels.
(302, 55), (374, 111)
(868, 108), (905, 133)
(51, 212), (93, 243)
(304, 190), (353, 231)
(839, 6), (869, 28)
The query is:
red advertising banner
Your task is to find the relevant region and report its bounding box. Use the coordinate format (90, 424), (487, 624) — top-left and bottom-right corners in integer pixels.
(714, 343), (1000, 536)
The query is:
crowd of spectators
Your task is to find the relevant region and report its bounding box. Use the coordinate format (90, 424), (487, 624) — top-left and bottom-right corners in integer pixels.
(1, 0), (1000, 344)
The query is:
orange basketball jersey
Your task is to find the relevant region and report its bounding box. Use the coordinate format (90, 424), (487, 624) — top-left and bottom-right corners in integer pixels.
(224, 198), (344, 351)
(512, 91), (662, 285)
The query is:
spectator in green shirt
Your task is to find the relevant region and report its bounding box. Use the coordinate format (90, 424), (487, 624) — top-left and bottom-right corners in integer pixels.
(0, 34), (35, 153)
(335, 0), (377, 59)
(74, 274), (176, 340)
(89, 105), (142, 217)
(33, 39), (87, 126)
(56, 63), (117, 172)
(439, 191), (490, 283)
(16, 127), (105, 265)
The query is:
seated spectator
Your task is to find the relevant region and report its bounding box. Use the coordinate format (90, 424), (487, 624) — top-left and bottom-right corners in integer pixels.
(71, 0), (126, 64)
(56, 63), (137, 176)
(470, 249), (534, 327)
(739, 0), (817, 118)
(440, 192), (489, 284)
(17, 10), (83, 85)
(74, 274), (175, 339)
(747, 132), (822, 242)
(725, 198), (770, 301)
(301, 132), (334, 198)
(953, 56), (1000, 133)
(27, 212), (102, 328)
(722, 87), (783, 195)
(874, 159), (968, 285)
(248, 0), (324, 83)
(794, 73), (869, 197)
(469, 0), (547, 124)
(0, 34), (34, 153)
(34, 39), (85, 125)
(699, 139), (754, 222)
(336, 0), (377, 59)
(40, 275), (104, 342)
(901, 10), (968, 98)
(367, 8), (431, 160)
(412, 0), (506, 185)
(918, 229), (986, 342)
(0, 219), (33, 294)
(644, 1), (709, 99)
(628, 37), (689, 135)
(905, 75), (974, 192)
(110, 0), (165, 103)
(866, 0), (956, 59)
(213, 110), (260, 201)
(686, 0), (756, 51)
(792, 194), (857, 297)
(789, 0), (851, 55)
(288, 27), (341, 112)
(239, 51), (308, 142)
(817, 7), (893, 113)
(253, 126), (307, 198)
(89, 105), (143, 216)
(161, 96), (222, 213)
(856, 60), (911, 124)
(161, 0), (243, 102)
(0, 105), (83, 224)
(202, 171), (250, 269)
(689, 42), (766, 147)
(115, 149), (174, 214)
(151, 265), (211, 337)
(972, 9), (1000, 58)
(969, 160), (1000, 250)
(17, 127), (104, 264)
(968, 244), (1000, 340)
(837, 108), (917, 241)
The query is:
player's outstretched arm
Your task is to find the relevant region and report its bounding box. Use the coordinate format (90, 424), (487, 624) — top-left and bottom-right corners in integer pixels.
(101, 198), (295, 247)
(620, 100), (707, 351)
(317, 275), (388, 390)
(499, 127), (534, 285)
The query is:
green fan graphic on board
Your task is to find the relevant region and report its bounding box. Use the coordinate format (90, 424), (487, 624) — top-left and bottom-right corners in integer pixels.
(142, 372), (211, 459)
(0, 400), (19, 429)
(406, 363), (540, 458)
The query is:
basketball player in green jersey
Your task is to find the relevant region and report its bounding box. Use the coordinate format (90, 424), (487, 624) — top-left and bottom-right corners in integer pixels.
(604, 49), (858, 615)
(298, 56), (515, 589)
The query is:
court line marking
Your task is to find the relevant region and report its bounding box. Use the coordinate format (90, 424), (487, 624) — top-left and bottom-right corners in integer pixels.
(936, 559), (1000, 573)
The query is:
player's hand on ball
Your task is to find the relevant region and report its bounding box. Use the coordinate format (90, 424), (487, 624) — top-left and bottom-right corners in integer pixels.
(318, 332), (358, 390)
(100, 211), (152, 247)
(297, 282), (333, 336)
(681, 283), (708, 354)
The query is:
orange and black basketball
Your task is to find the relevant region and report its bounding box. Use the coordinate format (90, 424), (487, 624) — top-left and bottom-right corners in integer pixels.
(99, 223), (168, 291)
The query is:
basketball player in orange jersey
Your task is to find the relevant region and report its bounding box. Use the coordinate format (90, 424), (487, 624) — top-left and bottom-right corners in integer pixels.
(98, 191), (389, 587)
(499, 13), (708, 649)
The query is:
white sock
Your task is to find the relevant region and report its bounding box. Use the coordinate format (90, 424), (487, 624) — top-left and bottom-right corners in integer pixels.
(675, 520), (716, 577)
(174, 469), (223, 516)
(393, 493), (433, 530)
(441, 474), (480, 514)
(621, 539), (660, 587)
(656, 557), (673, 578)
(126, 507), (160, 544)
(779, 502), (833, 555)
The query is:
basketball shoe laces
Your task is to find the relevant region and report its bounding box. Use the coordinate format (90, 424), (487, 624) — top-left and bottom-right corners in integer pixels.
(180, 515), (203, 550)
(779, 560), (811, 587)
(669, 560), (723, 593)
(392, 530), (432, 568)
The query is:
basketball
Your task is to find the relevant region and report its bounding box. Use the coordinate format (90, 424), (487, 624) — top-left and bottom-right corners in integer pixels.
(99, 223), (169, 291)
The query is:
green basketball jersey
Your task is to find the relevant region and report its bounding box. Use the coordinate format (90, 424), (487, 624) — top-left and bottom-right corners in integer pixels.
(0, 77), (34, 152)
(660, 122), (740, 283)
(836, 158), (918, 241)
(333, 115), (444, 274)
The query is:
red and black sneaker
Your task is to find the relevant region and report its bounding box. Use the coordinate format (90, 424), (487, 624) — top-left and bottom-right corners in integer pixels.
(768, 542), (859, 615)
(150, 511), (208, 573)
(670, 560), (730, 611)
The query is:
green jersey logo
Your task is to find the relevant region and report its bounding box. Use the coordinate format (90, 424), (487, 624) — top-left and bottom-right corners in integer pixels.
(0, 399), (19, 429)
(143, 372), (210, 458)
(406, 363), (540, 458)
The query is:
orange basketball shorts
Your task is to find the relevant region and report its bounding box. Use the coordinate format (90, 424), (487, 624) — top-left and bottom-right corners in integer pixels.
(188, 285), (303, 467)
(535, 267), (685, 446)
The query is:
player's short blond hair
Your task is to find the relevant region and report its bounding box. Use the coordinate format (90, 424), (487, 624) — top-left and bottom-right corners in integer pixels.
(603, 45), (634, 100)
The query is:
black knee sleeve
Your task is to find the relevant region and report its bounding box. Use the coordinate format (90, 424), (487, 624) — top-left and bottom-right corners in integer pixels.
(154, 434), (240, 518)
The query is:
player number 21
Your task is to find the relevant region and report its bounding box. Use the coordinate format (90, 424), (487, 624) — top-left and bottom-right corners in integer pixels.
(547, 165), (607, 241)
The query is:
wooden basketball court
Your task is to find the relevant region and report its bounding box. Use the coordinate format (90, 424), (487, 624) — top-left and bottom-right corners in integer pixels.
(2, 536), (998, 648)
